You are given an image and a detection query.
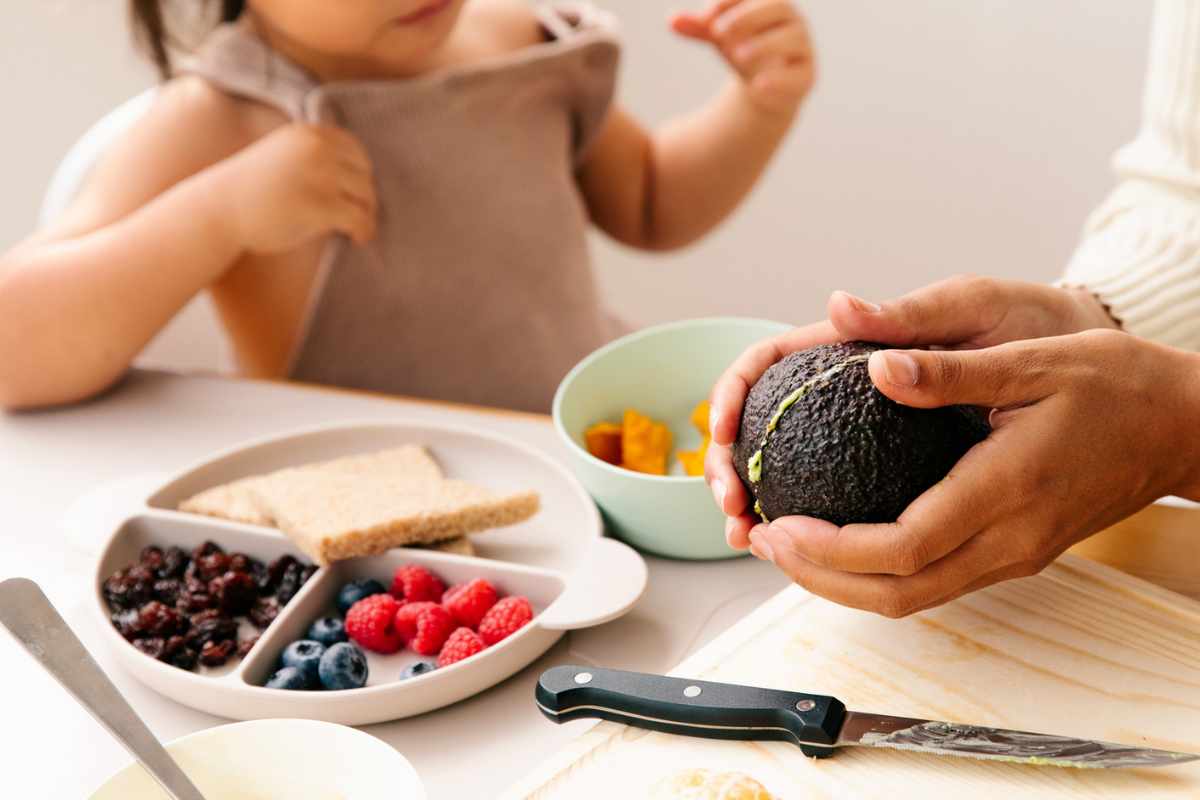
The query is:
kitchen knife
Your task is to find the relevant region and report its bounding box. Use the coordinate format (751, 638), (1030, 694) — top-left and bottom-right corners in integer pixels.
(536, 665), (1198, 769)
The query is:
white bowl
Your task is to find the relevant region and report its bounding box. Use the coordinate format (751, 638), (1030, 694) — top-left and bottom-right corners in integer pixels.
(86, 421), (647, 725)
(90, 718), (423, 799)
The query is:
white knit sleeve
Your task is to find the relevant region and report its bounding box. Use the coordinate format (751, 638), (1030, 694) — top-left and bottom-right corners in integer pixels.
(1061, 0), (1200, 350)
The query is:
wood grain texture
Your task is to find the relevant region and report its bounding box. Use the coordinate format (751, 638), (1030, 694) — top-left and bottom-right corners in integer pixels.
(506, 555), (1200, 799)
(1069, 502), (1200, 600)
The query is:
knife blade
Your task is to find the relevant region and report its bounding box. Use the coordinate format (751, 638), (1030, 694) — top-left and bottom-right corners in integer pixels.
(535, 665), (1198, 769)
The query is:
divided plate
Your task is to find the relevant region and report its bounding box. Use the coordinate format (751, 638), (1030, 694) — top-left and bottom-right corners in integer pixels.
(85, 421), (647, 725)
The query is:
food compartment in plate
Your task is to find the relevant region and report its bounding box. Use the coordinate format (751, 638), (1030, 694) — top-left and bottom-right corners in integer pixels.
(239, 550), (566, 691)
(94, 513), (323, 679)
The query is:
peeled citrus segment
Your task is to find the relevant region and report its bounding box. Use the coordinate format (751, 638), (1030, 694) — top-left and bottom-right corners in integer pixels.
(584, 421), (623, 465)
(621, 409), (672, 475)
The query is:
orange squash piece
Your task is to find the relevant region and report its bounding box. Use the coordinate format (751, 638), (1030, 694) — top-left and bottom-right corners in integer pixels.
(584, 422), (623, 466)
(691, 399), (711, 438)
(677, 436), (709, 476)
(677, 400), (712, 476)
(620, 409), (672, 475)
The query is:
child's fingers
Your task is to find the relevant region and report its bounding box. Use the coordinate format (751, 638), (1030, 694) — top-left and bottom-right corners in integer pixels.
(316, 125), (374, 174)
(329, 194), (376, 245)
(751, 64), (814, 101)
(337, 167), (377, 216)
(669, 12), (714, 41)
(730, 23), (809, 76)
(330, 169), (378, 244)
(712, 0), (795, 42)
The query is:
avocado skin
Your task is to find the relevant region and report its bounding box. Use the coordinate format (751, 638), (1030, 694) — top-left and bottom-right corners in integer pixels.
(732, 342), (989, 525)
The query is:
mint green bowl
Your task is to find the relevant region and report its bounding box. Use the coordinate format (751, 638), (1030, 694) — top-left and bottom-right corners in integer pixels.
(553, 317), (790, 560)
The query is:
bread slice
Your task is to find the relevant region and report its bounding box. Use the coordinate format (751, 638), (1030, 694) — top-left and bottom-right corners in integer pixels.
(178, 446), (444, 526)
(248, 471), (539, 564)
(419, 536), (476, 557)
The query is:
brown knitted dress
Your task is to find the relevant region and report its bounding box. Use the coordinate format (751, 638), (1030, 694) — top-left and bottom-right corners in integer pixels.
(185, 4), (622, 412)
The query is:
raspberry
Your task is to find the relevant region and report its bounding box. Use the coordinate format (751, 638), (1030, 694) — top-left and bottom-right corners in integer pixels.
(409, 604), (455, 655)
(437, 627), (485, 667)
(477, 596), (533, 645)
(443, 578), (498, 629)
(391, 564), (446, 603)
(394, 601), (438, 644)
(345, 594), (402, 654)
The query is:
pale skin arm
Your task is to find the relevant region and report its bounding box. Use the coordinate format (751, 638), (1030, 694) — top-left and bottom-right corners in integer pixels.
(578, 0), (814, 251)
(0, 79), (375, 411)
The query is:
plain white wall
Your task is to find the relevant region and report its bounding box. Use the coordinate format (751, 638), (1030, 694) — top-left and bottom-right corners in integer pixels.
(0, 2), (1151, 372)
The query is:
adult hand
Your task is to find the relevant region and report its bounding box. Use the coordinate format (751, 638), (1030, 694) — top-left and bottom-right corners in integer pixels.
(705, 276), (1119, 549)
(705, 320), (840, 546)
(744, 330), (1200, 617)
(826, 275), (1119, 350)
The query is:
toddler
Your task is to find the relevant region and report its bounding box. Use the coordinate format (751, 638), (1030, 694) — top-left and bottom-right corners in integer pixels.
(0, 0), (814, 411)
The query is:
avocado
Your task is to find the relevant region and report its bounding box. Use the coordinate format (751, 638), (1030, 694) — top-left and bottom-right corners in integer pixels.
(732, 342), (988, 525)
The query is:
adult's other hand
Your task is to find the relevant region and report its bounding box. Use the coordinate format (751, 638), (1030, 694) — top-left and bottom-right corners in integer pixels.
(745, 330), (1200, 617)
(706, 276), (1119, 550)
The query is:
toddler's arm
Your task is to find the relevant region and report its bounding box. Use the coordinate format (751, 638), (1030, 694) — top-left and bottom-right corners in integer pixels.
(0, 79), (375, 410)
(579, 0), (813, 251)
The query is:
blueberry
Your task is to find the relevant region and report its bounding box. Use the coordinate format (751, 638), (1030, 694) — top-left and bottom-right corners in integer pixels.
(336, 578), (386, 615)
(265, 665), (309, 691)
(280, 639), (326, 688)
(319, 642), (368, 690)
(400, 661), (436, 681)
(307, 616), (347, 647)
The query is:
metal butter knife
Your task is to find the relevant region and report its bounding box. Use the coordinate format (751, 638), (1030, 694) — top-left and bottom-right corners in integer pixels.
(0, 578), (209, 800)
(536, 665), (1198, 769)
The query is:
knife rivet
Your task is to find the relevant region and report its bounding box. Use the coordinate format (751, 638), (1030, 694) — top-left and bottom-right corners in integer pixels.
(574, 672), (593, 684)
(795, 699), (816, 712)
(684, 685), (702, 698)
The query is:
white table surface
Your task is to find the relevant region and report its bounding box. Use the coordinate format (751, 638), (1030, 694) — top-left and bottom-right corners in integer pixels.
(0, 370), (789, 798)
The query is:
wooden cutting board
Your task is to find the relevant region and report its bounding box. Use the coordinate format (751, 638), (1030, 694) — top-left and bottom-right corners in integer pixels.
(505, 554), (1200, 799)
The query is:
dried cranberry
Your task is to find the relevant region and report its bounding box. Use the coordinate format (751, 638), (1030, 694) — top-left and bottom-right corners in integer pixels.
(237, 636), (259, 658)
(163, 642), (199, 671)
(249, 596), (280, 629)
(139, 546), (165, 573)
(187, 614), (237, 649)
(159, 546), (190, 579)
(276, 562), (304, 605)
(190, 608), (221, 625)
(198, 639), (236, 667)
(209, 570), (257, 615)
(195, 552), (231, 582)
(153, 578), (184, 606)
(263, 555), (298, 593)
(103, 569), (152, 611)
(192, 540), (224, 560)
(110, 609), (143, 640)
(133, 637), (166, 659)
(162, 635), (189, 660)
(228, 553), (252, 573)
(249, 560), (270, 595)
(127, 564), (156, 584)
(137, 601), (187, 638)
(175, 591), (214, 613)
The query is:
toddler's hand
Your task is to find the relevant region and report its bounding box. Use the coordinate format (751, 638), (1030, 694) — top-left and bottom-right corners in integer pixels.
(218, 124), (377, 255)
(672, 0), (815, 116)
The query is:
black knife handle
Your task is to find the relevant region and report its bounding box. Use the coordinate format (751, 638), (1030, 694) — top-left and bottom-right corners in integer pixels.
(536, 665), (846, 758)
